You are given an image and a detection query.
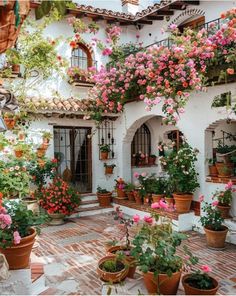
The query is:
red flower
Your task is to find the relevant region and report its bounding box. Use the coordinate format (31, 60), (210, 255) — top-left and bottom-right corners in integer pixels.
(70, 41), (77, 49)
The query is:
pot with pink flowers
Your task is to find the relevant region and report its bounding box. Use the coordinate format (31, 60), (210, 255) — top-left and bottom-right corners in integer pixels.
(0, 198), (46, 269)
(182, 265), (219, 295)
(115, 178), (127, 198)
(199, 196), (228, 249)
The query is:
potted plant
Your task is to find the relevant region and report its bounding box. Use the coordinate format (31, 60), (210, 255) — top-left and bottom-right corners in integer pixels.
(104, 239), (119, 252)
(182, 265), (219, 295)
(104, 163), (116, 175)
(97, 186), (112, 207)
(215, 142), (235, 177)
(114, 177), (127, 198)
(131, 208), (198, 295)
(3, 112), (16, 130)
(107, 207), (136, 278)
(39, 177), (80, 225)
(100, 144), (111, 160)
(163, 143), (199, 213)
(213, 181), (235, 218)
(13, 143), (30, 158)
(151, 177), (167, 203)
(207, 158), (218, 177)
(164, 181), (175, 206)
(41, 130), (52, 144)
(125, 183), (135, 201)
(0, 198), (46, 269)
(97, 254), (128, 283)
(148, 154), (157, 165)
(200, 197), (228, 249)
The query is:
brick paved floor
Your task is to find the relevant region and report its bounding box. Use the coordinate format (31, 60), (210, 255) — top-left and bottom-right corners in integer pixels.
(31, 213), (236, 295)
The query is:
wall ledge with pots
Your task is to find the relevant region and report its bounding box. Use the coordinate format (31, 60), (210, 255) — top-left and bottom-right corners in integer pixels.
(206, 176), (236, 185)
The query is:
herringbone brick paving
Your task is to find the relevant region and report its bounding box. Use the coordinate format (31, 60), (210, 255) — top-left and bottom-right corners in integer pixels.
(32, 213), (236, 295)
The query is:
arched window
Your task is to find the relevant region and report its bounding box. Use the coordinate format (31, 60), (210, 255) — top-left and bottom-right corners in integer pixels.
(166, 130), (184, 150)
(131, 124), (151, 155)
(71, 43), (92, 70)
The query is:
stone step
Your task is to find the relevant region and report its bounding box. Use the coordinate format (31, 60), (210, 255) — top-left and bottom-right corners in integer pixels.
(80, 193), (97, 202)
(80, 199), (99, 209)
(76, 206), (113, 217)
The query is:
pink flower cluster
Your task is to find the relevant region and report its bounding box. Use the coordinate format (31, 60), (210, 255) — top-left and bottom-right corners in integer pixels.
(89, 9), (236, 124)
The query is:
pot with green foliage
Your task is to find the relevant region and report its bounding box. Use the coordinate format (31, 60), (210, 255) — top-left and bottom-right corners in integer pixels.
(182, 265), (219, 295)
(162, 143), (199, 213)
(100, 144), (111, 160)
(0, 134), (9, 151)
(125, 183), (135, 201)
(97, 187), (112, 207)
(0, 199), (46, 269)
(97, 255), (128, 283)
(131, 212), (198, 295)
(207, 158), (218, 177)
(200, 198), (228, 249)
(148, 154), (157, 165)
(13, 143), (30, 158)
(151, 177), (167, 203)
(213, 181), (234, 218)
(104, 163), (116, 175)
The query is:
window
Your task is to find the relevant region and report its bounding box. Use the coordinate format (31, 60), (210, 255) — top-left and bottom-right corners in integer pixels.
(179, 16), (205, 33)
(131, 124), (151, 155)
(167, 130), (184, 150)
(71, 43), (92, 69)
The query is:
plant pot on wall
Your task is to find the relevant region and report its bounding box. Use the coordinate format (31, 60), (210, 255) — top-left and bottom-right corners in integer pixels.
(133, 191), (142, 205)
(97, 192), (112, 207)
(208, 165), (218, 177)
(117, 189), (127, 199)
(217, 204), (231, 219)
(182, 274), (219, 295)
(126, 191), (135, 201)
(48, 213), (65, 226)
(204, 226), (228, 249)
(0, 227), (36, 270)
(101, 151), (109, 160)
(215, 162), (233, 178)
(152, 194), (164, 203)
(148, 156), (156, 165)
(173, 193), (193, 213)
(143, 270), (181, 295)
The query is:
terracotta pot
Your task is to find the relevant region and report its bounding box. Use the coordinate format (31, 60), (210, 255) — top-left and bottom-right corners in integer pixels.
(208, 165), (218, 177)
(107, 246), (136, 279)
(48, 213), (65, 225)
(97, 192), (112, 207)
(215, 162), (234, 178)
(42, 137), (50, 144)
(14, 149), (23, 158)
(133, 191), (142, 205)
(182, 274), (219, 295)
(217, 204), (231, 219)
(127, 191), (135, 201)
(12, 64), (20, 73)
(173, 193), (193, 213)
(148, 156), (156, 165)
(100, 151), (109, 160)
(4, 118), (15, 129)
(97, 255), (128, 283)
(143, 195), (150, 205)
(37, 148), (46, 158)
(117, 189), (127, 198)
(0, 227), (36, 270)
(165, 197), (174, 206)
(105, 166), (114, 174)
(152, 194), (164, 203)
(143, 270), (181, 295)
(204, 226), (228, 249)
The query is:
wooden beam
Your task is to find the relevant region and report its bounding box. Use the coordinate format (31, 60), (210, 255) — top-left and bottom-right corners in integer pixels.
(135, 20), (153, 25)
(146, 15), (164, 21)
(119, 21), (133, 26)
(156, 10), (174, 16)
(183, 0), (200, 5)
(169, 4), (186, 10)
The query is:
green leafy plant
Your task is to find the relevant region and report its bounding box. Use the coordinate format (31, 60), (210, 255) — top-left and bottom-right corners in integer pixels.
(27, 158), (58, 189)
(0, 159), (31, 198)
(200, 201), (224, 231)
(212, 181), (234, 206)
(161, 143), (199, 194)
(100, 144), (111, 153)
(125, 183), (135, 193)
(216, 141), (236, 154)
(207, 158), (216, 165)
(0, 199), (47, 248)
(104, 163), (116, 168)
(97, 186), (110, 194)
(101, 259), (125, 273)
(185, 265), (215, 290)
(150, 177), (168, 195)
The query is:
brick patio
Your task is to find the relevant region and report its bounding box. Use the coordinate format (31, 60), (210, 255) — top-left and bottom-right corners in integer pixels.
(31, 213), (236, 295)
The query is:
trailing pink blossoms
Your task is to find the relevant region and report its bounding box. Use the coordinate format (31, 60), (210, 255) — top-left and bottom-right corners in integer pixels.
(89, 9), (236, 124)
